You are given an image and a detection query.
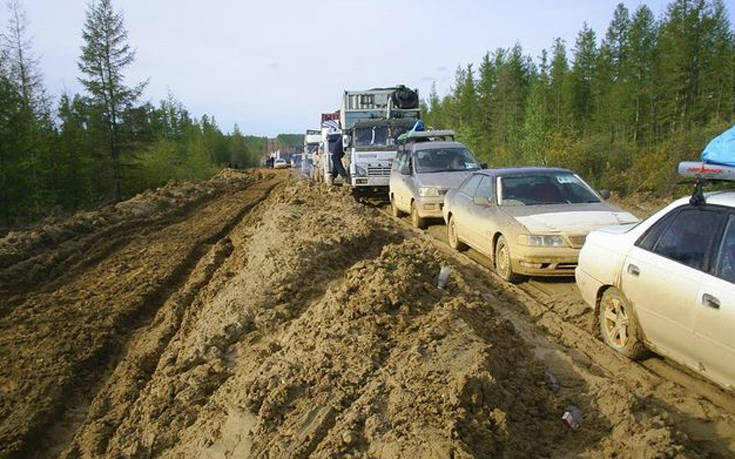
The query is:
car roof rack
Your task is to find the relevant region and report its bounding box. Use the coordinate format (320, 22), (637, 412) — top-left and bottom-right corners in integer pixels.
(396, 129), (456, 144)
(678, 161), (735, 205)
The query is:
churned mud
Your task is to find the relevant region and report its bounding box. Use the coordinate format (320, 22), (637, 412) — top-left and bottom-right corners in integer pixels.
(1, 170), (733, 458)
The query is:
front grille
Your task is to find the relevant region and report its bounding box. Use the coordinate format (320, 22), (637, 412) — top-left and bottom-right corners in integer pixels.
(556, 263), (578, 270)
(567, 235), (587, 248)
(367, 167), (391, 176)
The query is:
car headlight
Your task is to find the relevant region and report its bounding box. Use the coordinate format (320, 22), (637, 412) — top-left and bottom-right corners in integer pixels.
(518, 234), (567, 247)
(354, 165), (367, 177)
(418, 187), (441, 197)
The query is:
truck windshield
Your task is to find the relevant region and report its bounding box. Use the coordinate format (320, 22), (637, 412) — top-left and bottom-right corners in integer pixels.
(499, 172), (600, 206)
(354, 127), (388, 146)
(414, 148), (480, 173)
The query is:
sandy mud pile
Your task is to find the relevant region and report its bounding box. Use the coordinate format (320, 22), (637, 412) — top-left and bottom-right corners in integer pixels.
(0, 172), (712, 457)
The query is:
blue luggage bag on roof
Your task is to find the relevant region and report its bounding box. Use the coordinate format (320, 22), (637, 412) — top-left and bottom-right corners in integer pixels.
(702, 123), (735, 167)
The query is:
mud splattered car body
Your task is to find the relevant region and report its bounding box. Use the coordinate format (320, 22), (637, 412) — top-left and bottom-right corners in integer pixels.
(443, 167), (638, 281)
(576, 191), (735, 391)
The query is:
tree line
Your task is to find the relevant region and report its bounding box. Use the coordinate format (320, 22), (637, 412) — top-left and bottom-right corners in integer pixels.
(422, 0), (735, 195)
(0, 0), (265, 228)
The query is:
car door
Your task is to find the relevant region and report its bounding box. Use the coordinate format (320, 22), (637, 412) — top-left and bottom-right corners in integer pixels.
(452, 174), (483, 248)
(464, 176), (496, 255)
(694, 212), (735, 388)
(622, 206), (726, 369)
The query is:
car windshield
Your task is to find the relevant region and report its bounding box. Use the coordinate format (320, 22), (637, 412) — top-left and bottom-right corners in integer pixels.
(414, 148), (479, 173)
(499, 172), (600, 205)
(354, 127), (388, 146)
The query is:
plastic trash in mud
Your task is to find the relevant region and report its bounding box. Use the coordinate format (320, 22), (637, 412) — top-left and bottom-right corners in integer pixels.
(437, 266), (451, 289)
(562, 405), (583, 430)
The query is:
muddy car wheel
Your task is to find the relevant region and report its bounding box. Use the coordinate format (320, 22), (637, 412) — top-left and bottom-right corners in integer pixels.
(391, 195), (405, 217)
(447, 217), (467, 251)
(495, 235), (522, 283)
(411, 202), (427, 229)
(599, 288), (647, 359)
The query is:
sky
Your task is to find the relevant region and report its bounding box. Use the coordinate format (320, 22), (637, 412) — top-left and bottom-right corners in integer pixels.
(7, 0), (735, 137)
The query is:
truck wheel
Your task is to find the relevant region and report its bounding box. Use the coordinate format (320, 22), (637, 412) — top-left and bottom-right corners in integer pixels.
(410, 201), (427, 229)
(494, 235), (523, 283)
(391, 195), (405, 217)
(447, 216), (467, 251)
(599, 288), (648, 359)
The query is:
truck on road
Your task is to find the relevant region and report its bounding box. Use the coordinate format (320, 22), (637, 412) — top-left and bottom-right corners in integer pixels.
(340, 86), (420, 193)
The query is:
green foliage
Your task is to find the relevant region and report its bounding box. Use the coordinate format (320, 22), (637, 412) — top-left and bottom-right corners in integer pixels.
(0, 0), (277, 228)
(423, 0), (735, 196)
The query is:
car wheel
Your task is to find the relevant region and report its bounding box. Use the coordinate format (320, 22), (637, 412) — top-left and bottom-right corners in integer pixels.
(411, 201), (427, 229)
(495, 235), (523, 283)
(599, 287), (647, 359)
(447, 216), (467, 251)
(391, 194), (405, 217)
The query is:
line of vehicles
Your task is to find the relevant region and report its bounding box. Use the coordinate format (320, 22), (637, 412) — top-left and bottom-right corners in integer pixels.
(299, 84), (734, 392)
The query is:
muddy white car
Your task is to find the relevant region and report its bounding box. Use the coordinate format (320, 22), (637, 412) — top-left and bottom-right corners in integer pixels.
(576, 192), (735, 390)
(273, 158), (289, 169)
(443, 168), (638, 282)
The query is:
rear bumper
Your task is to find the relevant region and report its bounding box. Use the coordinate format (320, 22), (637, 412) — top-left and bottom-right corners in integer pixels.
(511, 246), (580, 277)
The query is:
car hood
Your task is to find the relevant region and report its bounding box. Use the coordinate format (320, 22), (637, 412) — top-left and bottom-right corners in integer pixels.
(415, 171), (474, 189)
(502, 203), (639, 233)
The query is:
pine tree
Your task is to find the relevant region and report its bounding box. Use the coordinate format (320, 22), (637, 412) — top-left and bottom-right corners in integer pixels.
(78, 0), (147, 201)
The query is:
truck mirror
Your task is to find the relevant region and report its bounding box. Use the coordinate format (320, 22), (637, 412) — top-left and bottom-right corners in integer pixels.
(598, 189), (611, 200)
(480, 162), (488, 169)
(342, 135), (351, 148)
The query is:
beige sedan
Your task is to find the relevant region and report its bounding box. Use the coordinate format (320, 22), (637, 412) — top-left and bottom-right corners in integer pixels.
(442, 167), (638, 282)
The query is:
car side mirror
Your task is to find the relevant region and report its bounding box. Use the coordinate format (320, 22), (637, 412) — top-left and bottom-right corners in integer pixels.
(473, 196), (490, 206)
(598, 189), (611, 200)
(480, 162), (488, 169)
(400, 160), (412, 175)
(342, 135), (351, 148)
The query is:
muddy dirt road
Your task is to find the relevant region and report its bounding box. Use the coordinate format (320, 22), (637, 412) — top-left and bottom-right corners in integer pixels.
(1, 169), (734, 458)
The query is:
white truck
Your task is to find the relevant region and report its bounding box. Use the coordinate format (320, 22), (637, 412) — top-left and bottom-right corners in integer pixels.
(340, 86), (420, 193)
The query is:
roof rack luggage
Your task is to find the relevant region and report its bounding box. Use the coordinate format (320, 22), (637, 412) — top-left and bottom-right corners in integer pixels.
(678, 161), (735, 205)
(396, 129), (456, 144)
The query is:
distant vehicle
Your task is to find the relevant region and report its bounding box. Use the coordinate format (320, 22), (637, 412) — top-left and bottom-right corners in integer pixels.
(389, 131), (481, 229)
(273, 158), (288, 169)
(576, 190), (735, 390)
(340, 86), (420, 193)
(442, 167), (638, 282)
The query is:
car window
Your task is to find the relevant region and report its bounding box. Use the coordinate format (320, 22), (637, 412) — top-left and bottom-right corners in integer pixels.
(636, 208), (681, 251)
(459, 175), (482, 196)
(498, 172), (600, 206)
(716, 216), (735, 283)
(651, 208), (725, 271)
(474, 176), (493, 198)
(392, 150), (405, 171)
(413, 148), (480, 173)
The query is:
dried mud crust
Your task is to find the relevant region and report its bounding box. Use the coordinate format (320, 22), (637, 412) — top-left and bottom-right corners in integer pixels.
(0, 169), (281, 458)
(0, 168), (263, 300)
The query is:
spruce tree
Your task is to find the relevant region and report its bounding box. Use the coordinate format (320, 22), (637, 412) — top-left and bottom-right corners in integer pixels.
(78, 0), (147, 201)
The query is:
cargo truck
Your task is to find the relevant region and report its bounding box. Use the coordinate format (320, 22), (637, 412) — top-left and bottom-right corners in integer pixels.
(340, 86), (420, 193)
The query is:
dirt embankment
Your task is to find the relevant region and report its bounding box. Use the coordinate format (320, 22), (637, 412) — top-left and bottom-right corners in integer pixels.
(0, 170), (729, 458)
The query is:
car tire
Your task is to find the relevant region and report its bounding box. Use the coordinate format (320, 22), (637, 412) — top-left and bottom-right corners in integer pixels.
(391, 194), (405, 217)
(411, 201), (427, 229)
(447, 216), (468, 251)
(495, 235), (523, 283)
(599, 287), (648, 360)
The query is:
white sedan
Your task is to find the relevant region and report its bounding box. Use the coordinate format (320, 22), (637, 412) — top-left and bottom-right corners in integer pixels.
(576, 192), (735, 390)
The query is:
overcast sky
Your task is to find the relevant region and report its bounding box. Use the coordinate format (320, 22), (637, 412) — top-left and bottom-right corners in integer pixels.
(9, 0), (735, 137)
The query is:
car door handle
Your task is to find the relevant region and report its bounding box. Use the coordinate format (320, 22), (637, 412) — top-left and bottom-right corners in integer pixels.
(627, 264), (640, 276)
(702, 293), (721, 310)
